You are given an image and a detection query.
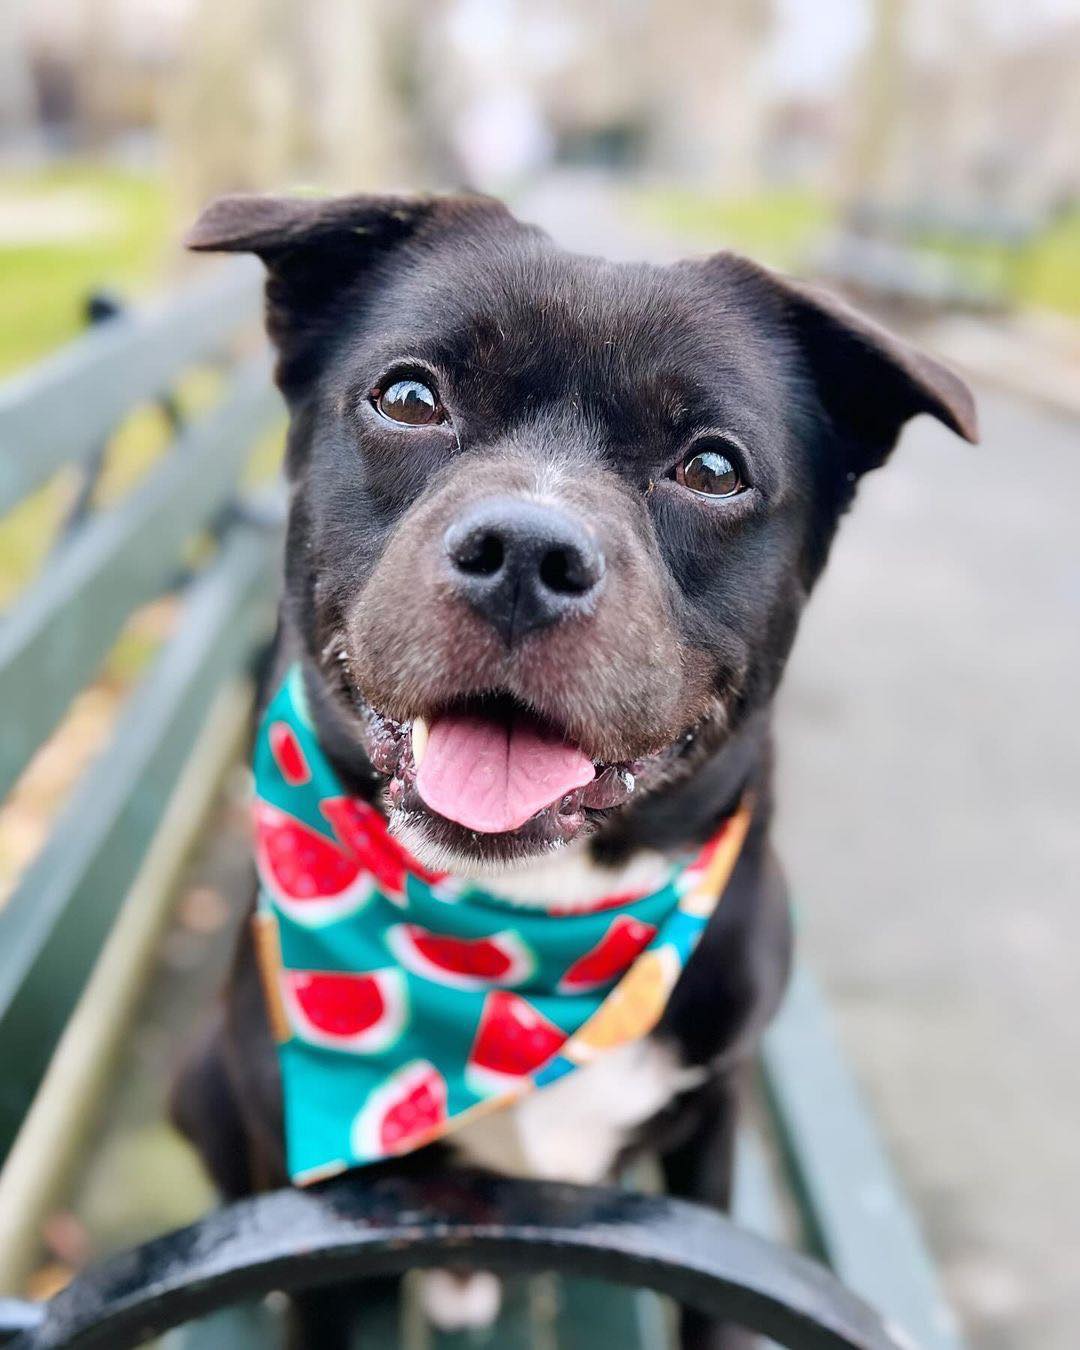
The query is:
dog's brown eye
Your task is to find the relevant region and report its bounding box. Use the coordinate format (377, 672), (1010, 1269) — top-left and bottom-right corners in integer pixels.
(677, 447), (743, 498)
(375, 379), (441, 425)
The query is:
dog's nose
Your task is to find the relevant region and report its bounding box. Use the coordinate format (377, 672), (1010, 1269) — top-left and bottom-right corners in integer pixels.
(443, 496), (605, 645)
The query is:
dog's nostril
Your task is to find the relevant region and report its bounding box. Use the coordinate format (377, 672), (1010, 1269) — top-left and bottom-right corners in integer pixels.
(539, 544), (593, 595)
(454, 530), (504, 577)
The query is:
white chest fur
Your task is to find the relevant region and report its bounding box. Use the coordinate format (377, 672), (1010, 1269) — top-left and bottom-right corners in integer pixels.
(451, 1036), (705, 1183)
(444, 837), (703, 1182)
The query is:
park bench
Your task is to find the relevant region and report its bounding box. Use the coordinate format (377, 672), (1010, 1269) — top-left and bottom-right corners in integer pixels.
(0, 273), (963, 1349)
(813, 198), (1040, 315)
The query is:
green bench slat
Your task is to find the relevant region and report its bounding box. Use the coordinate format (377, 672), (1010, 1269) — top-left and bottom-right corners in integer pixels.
(555, 1277), (669, 1349)
(375, 1273), (664, 1350)
(731, 1131), (788, 1350)
(159, 1300), (287, 1350)
(0, 523), (279, 1159)
(0, 359), (280, 799)
(761, 966), (963, 1350)
(732, 1126), (788, 1243)
(0, 263), (263, 516)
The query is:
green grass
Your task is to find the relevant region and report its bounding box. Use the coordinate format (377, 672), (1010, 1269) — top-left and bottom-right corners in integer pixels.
(1019, 209), (1080, 317)
(0, 163), (171, 376)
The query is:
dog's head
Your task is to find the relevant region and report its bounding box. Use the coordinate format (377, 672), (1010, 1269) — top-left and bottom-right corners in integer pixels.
(189, 192), (976, 870)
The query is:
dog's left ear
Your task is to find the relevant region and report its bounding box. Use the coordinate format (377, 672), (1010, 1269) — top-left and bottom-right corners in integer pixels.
(186, 191), (510, 391)
(710, 256), (978, 472)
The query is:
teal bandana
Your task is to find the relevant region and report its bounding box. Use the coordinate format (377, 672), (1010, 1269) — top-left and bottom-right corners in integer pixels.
(253, 666), (751, 1184)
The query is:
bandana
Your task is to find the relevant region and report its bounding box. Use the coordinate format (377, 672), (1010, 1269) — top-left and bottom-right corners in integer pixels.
(252, 666), (751, 1184)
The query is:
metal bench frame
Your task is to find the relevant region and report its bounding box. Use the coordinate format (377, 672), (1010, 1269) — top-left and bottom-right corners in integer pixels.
(3, 1172), (911, 1350)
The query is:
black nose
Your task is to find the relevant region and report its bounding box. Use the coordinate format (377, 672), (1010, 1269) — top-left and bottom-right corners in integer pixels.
(443, 496), (605, 645)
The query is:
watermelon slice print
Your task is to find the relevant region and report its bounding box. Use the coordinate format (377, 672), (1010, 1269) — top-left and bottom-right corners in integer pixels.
(254, 799), (374, 925)
(557, 914), (658, 993)
(282, 968), (405, 1053)
(321, 796), (442, 901)
(387, 924), (534, 990)
(466, 992), (568, 1097)
(268, 721), (311, 785)
(352, 1060), (448, 1161)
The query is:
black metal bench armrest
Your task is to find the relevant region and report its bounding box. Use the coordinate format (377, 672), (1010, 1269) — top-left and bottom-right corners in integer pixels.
(5, 1171), (914, 1350)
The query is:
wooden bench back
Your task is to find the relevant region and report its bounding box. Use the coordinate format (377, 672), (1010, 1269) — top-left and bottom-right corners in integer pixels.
(0, 263), (282, 1161)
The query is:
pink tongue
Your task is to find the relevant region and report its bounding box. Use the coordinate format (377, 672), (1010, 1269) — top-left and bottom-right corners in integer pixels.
(416, 711), (596, 834)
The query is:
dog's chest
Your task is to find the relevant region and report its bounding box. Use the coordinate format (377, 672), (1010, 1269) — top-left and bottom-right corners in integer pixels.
(450, 1034), (704, 1183)
(442, 839), (706, 1183)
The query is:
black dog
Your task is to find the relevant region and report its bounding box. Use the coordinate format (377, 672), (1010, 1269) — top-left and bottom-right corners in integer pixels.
(172, 192), (976, 1348)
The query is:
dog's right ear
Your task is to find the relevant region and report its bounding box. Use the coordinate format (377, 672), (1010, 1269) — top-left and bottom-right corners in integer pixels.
(186, 192), (508, 391)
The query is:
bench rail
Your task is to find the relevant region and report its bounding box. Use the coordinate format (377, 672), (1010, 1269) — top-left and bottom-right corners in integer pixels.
(1, 1171), (916, 1350)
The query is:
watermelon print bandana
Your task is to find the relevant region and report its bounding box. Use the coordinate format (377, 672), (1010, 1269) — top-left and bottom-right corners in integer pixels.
(252, 666), (752, 1185)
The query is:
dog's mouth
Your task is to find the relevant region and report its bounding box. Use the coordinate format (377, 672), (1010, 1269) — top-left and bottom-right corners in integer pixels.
(360, 690), (671, 853)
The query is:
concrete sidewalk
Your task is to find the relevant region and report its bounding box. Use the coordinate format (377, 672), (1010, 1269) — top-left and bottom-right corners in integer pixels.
(519, 177), (1080, 1350)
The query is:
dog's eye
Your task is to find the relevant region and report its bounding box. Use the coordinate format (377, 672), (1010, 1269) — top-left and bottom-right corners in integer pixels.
(374, 379), (442, 426)
(675, 442), (745, 498)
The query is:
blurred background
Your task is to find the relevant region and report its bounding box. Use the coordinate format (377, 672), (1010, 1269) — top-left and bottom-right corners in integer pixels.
(0, 2), (1077, 1348)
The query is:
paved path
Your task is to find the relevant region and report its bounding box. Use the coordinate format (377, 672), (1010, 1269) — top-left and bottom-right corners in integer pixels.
(520, 177), (1080, 1350)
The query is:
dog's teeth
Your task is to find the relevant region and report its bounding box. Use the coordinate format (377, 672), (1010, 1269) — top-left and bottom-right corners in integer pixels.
(412, 716), (430, 767)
